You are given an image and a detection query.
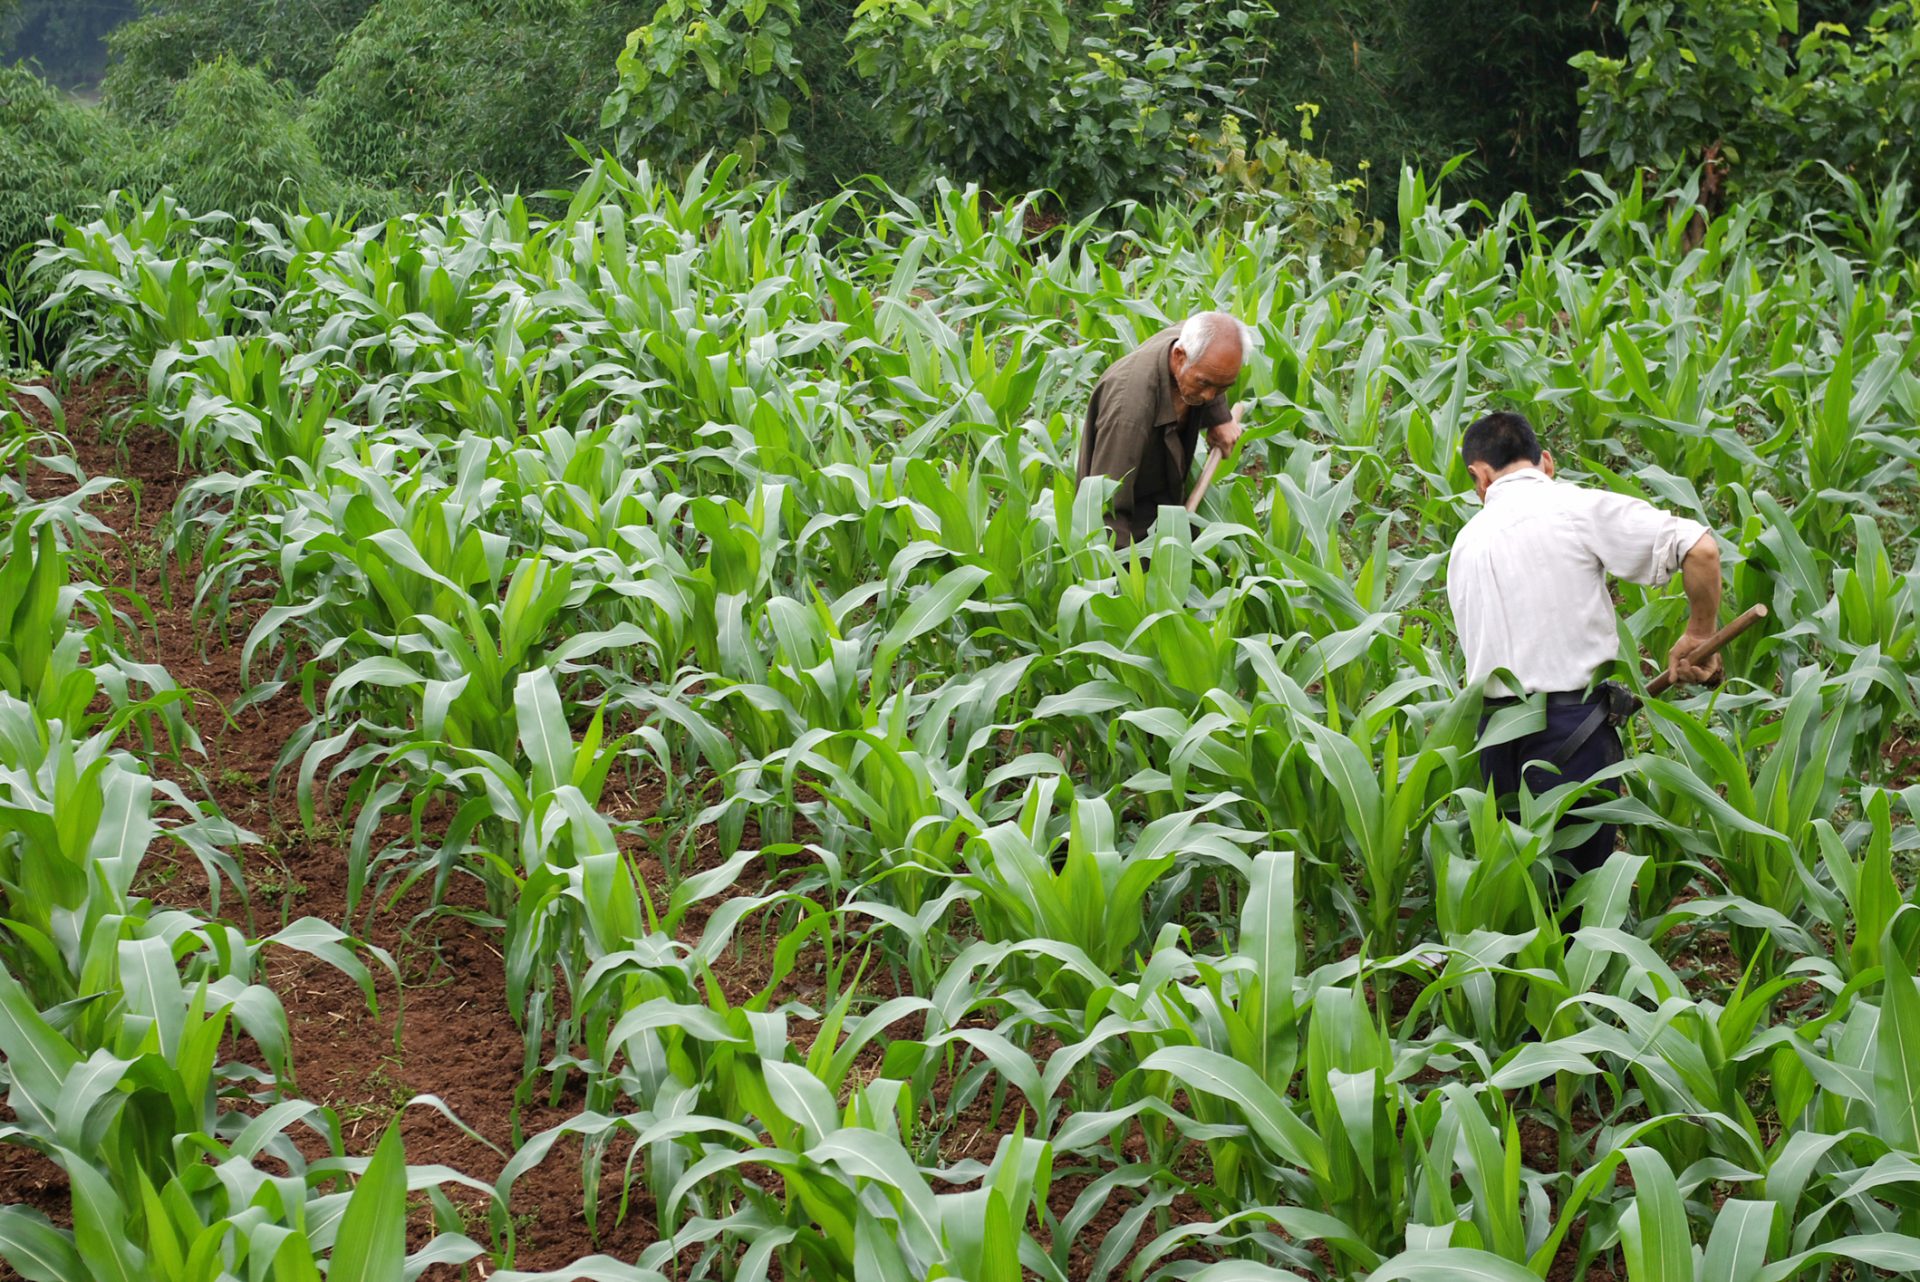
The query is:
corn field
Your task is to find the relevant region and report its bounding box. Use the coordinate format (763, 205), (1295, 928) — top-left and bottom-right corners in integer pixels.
(5, 156), (1920, 1280)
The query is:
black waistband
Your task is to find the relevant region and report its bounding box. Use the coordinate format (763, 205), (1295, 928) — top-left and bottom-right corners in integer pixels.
(1483, 689), (1596, 710)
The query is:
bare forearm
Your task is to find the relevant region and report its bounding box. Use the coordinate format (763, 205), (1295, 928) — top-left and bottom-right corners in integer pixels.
(1681, 533), (1722, 634)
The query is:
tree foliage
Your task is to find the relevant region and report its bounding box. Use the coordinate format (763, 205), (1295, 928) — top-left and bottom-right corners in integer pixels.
(101, 0), (376, 122)
(308, 0), (648, 196)
(154, 56), (355, 220)
(83, 0), (1614, 218)
(603, 0), (1613, 214)
(1574, 0), (1919, 212)
(603, 0), (809, 173)
(0, 63), (149, 256)
(844, 0), (1257, 204)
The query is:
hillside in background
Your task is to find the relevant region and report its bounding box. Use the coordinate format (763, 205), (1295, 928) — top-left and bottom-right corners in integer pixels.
(0, 0), (1911, 379)
(0, 0), (1910, 282)
(1, 0), (136, 90)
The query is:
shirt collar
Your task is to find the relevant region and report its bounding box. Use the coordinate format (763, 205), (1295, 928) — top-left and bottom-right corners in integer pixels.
(1484, 468), (1551, 500)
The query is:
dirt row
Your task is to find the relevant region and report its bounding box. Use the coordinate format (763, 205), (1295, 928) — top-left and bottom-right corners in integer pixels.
(5, 383), (662, 1270)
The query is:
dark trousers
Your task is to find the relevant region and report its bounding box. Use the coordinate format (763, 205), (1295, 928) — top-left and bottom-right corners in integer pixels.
(1477, 697), (1623, 875)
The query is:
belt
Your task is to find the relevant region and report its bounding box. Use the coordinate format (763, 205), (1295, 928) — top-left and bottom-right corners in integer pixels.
(1482, 690), (1596, 710)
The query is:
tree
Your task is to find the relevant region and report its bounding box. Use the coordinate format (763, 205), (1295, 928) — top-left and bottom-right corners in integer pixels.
(1574, 0), (1918, 217)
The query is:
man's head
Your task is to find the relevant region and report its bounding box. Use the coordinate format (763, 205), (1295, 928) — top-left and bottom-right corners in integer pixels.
(1169, 311), (1255, 408)
(1461, 409), (1555, 499)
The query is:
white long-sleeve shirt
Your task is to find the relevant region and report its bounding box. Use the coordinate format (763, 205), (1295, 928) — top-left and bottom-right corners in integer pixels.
(1447, 469), (1711, 696)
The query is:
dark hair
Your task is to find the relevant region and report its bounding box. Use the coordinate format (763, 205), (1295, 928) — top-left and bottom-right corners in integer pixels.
(1460, 411), (1543, 471)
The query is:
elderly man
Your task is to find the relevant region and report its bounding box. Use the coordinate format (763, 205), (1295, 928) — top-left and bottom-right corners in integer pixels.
(1077, 311), (1255, 547)
(1448, 410), (1724, 877)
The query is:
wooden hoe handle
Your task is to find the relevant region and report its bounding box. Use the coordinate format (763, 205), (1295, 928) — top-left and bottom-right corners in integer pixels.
(1185, 448), (1226, 513)
(1186, 401), (1248, 514)
(1645, 603), (1769, 697)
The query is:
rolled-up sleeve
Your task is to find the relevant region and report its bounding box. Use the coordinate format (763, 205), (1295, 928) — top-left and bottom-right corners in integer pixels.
(1578, 490), (1711, 586)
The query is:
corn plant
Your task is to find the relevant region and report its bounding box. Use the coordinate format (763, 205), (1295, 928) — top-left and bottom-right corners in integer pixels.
(32, 153), (1920, 1280)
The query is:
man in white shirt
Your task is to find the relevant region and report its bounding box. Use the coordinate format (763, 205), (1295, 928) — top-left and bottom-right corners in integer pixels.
(1447, 411), (1725, 875)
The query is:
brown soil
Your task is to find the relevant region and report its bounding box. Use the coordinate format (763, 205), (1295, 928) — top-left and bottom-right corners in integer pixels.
(1884, 727), (1920, 787)
(0, 382), (673, 1271)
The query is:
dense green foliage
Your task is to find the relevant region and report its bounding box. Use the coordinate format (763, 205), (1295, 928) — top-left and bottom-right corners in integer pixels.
(0, 63), (147, 254)
(13, 155), (1920, 1279)
(36, 0), (1615, 219)
(12, 0), (1913, 296)
(306, 0), (647, 194)
(5, 0), (1917, 249)
(152, 58), (348, 220)
(609, 0), (1613, 212)
(1575, 0), (1919, 214)
(100, 0), (374, 121)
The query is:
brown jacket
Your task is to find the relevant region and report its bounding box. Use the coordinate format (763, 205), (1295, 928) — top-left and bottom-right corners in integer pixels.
(1075, 327), (1231, 547)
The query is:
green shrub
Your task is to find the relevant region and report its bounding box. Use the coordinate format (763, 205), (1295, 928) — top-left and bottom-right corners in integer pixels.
(1191, 112), (1383, 266)
(0, 64), (151, 252)
(101, 0), (376, 124)
(604, 0), (811, 174)
(309, 0), (646, 195)
(154, 57), (341, 220)
(303, 0), (472, 189)
(1573, 0), (1919, 213)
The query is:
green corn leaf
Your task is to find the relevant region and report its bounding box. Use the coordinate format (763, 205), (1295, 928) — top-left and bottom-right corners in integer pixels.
(763, 1061), (840, 1146)
(267, 1231), (327, 1282)
(16, 524), (61, 704)
(1702, 1199), (1776, 1282)
(117, 935), (185, 1061)
(1140, 1046), (1327, 1175)
(63, 1157), (144, 1282)
(854, 1205), (911, 1282)
(0, 967), (79, 1110)
(979, 1186), (1020, 1282)
(876, 564), (991, 671)
(809, 1129), (941, 1261)
(515, 667), (575, 796)
(1757, 1233), (1920, 1282)
(328, 1122), (407, 1282)
(1367, 1247), (1543, 1282)
(0, 1205), (85, 1282)
(1620, 1147), (1692, 1282)
(266, 918), (382, 1012)
(1874, 916), (1920, 1154)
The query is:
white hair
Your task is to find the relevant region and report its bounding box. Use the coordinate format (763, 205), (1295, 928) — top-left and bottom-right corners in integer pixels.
(1176, 311), (1258, 365)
